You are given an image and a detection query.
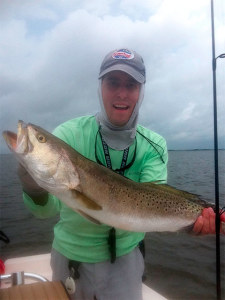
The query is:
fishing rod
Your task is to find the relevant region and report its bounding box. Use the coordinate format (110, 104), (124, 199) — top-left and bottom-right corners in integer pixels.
(210, 1), (225, 299)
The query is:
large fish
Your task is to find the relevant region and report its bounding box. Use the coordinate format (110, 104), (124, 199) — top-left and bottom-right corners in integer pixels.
(2, 120), (221, 232)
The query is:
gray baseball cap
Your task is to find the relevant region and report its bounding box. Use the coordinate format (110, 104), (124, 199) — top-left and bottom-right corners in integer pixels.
(99, 48), (146, 83)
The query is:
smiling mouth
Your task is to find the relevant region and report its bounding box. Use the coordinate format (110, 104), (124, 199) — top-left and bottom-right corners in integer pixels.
(113, 104), (129, 110)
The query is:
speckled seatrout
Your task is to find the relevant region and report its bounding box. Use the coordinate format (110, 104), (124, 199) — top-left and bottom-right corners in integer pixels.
(2, 120), (217, 232)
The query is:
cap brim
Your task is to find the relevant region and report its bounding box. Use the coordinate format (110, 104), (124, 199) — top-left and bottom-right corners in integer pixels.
(99, 64), (145, 83)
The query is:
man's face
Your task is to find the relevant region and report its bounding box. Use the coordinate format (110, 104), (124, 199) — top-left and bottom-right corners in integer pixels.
(101, 71), (140, 127)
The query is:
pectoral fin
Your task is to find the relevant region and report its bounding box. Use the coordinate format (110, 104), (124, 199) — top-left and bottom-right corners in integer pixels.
(77, 209), (101, 225)
(71, 190), (102, 210)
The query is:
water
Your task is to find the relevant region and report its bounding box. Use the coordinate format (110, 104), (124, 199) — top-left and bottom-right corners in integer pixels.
(0, 151), (225, 299)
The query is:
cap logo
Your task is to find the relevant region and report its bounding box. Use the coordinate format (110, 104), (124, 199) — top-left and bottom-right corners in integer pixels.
(112, 49), (134, 60)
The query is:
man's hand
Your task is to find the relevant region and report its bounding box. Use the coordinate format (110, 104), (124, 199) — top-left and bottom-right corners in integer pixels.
(17, 164), (48, 205)
(193, 207), (225, 234)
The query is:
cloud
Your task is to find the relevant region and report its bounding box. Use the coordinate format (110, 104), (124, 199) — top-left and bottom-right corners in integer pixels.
(0, 0), (225, 153)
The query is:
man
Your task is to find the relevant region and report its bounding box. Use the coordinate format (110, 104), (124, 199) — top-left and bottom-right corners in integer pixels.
(19, 48), (224, 300)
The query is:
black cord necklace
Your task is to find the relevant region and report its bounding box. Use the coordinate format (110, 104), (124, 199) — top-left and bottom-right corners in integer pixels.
(94, 127), (137, 263)
(94, 127), (137, 176)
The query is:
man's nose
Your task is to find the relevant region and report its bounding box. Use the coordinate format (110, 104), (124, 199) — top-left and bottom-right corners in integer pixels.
(117, 85), (128, 99)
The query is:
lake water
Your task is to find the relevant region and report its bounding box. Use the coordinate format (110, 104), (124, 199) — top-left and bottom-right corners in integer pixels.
(0, 151), (225, 299)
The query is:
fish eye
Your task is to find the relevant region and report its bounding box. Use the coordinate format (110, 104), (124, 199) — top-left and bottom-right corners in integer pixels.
(37, 134), (46, 143)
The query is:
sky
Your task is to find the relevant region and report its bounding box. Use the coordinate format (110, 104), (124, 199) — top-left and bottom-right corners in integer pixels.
(0, 0), (225, 153)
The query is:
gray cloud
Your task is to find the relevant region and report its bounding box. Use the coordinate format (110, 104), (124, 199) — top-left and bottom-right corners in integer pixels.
(0, 0), (225, 153)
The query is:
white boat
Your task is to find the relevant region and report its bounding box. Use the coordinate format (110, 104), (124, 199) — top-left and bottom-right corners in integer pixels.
(0, 253), (167, 299)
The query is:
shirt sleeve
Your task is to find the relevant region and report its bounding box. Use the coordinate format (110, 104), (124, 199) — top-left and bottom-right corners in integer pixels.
(139, 136), (168, 183)
(23, 192), (62, 219)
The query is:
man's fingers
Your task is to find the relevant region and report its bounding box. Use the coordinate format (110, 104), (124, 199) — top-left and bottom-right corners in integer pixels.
(201, 208), (210, 234)
(220, 212), (225, 234)
(193, 215), (203, 234)
(193, 207), (225, 235)
(208, 207), (215, 234)
(194, 208), (215, 234)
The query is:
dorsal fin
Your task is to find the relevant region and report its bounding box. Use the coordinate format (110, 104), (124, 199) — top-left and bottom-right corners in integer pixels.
(141, 182), (214, 207)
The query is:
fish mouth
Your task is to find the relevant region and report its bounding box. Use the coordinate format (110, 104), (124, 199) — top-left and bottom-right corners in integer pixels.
(2, 120), (30, 153)
(2, 130), (18, 151)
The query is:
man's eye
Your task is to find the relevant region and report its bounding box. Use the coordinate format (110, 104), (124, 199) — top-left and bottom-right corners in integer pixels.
(127, 83), (138, 90)
(108, 80), (119, 88)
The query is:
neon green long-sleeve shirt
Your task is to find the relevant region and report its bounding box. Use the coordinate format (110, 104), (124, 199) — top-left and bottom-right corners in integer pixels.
(24, 116), (168, 262)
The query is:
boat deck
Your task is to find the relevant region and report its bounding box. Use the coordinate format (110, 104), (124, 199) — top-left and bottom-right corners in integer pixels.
(1, 253), (167, 299)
